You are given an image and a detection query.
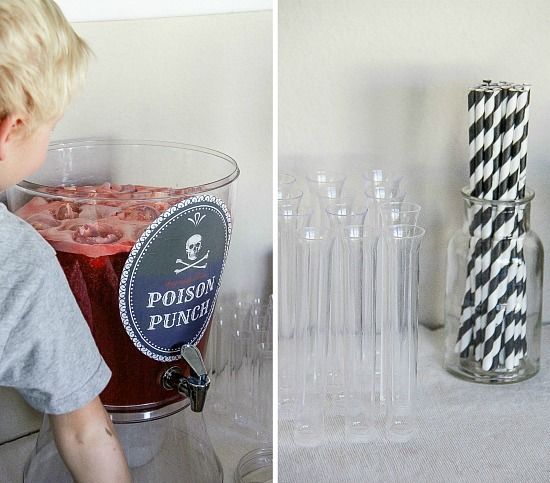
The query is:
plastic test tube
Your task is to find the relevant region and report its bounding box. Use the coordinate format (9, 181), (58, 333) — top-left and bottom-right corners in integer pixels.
(342, 224), (377, 442)
(364, 184), (406, 406)
(230, 328), (254, 427)
(278, 205), (312, 415)
(379, 202), (421, 406)
(254, 338), (273, 443)
(325, 202), (368, 414)
(208, 304), (230, 411)
(383, 224), (425, 441)
(293, 226), (329, 447)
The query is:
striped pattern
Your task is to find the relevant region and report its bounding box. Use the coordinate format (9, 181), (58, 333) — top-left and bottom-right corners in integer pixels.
(456, 80), (531, 371)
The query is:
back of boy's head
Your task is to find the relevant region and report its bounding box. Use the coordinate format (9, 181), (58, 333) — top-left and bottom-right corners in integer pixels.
(0, 0), (90, 137)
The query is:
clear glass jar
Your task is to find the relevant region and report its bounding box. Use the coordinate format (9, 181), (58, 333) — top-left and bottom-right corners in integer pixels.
(234, 446), (273, 483)
(444, 187), (543, 383)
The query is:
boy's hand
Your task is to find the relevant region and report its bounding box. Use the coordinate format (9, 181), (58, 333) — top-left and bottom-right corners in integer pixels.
(49, 396), (132, 483)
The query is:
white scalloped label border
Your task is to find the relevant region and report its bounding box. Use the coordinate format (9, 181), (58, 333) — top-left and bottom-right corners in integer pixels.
(118, 194), (232, 362)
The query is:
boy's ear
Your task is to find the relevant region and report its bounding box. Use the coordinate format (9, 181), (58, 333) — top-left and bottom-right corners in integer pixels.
(0, 114), (24, 161)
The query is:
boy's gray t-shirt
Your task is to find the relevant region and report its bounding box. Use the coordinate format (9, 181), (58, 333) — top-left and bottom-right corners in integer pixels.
(0, 202), (111, 414)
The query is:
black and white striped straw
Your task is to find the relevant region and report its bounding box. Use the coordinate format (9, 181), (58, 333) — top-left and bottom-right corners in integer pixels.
(457, 80), (531, 370)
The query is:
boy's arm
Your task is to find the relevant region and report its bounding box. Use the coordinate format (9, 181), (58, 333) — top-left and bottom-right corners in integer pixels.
(49, 396), (132, 483)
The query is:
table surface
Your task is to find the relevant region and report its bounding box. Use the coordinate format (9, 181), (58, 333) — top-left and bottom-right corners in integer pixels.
(2, 326), (549, 482)
(279, 325), (550, 483)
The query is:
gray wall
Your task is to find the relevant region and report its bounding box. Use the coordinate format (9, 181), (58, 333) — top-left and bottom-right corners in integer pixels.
(280, 0), (550, 328)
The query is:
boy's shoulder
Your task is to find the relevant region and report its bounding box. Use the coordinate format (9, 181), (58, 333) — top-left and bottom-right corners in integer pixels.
(0, 202), (55, 271)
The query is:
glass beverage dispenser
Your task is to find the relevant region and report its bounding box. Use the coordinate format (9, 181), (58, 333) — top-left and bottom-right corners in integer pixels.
(7, 139), (239, 482)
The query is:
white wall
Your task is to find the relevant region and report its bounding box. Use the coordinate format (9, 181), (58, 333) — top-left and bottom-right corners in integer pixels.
(56, 0), (271, 21)
(279, 0), (550, 327)
(56, 11), (273, 301)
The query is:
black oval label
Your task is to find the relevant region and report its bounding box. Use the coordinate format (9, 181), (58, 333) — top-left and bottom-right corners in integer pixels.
(119, 195), (231, 361)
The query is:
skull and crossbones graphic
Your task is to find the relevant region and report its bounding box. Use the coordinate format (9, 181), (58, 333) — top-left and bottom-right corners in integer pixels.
(174, 234), (209, 274)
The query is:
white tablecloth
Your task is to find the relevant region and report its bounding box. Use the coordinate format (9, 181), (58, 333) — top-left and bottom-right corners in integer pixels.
(279, 325), (550, 483)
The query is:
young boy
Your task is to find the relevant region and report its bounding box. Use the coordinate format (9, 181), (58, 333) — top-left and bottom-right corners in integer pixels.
(0, 1), (131, 481)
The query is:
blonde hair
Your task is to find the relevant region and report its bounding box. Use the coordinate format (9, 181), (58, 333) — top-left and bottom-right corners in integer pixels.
(0, 0), (90, 135)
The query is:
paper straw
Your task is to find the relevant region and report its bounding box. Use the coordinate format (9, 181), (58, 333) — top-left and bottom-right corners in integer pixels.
(459, 89), (485, 355)
(480, 236), (512, 369)
(488, 91), (504, 199)
(458, 81), (531, 370)
(509, 85), (530, 366)
(508, 87), (529, 199)
(468, 89), (477, 192)
(496, 89), (518, 199)
(473, 89), (485, 197)
(516, 86), (530, 360)
(478, 88), (500, 357)
(478, 88), (517, 368)
(498, 86), (529, 367)
(518, 86), (531, 198)
(502, 244), (519, 368)
(482, 88), (501, 198)
(472, 89), (487, 353)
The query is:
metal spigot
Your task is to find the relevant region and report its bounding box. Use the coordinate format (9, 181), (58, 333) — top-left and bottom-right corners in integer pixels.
(162, 344), (211, 412)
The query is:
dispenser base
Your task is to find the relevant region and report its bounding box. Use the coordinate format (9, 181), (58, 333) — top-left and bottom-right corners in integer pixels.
(24, 409), (223, 483)
(107, 398), (188, 424)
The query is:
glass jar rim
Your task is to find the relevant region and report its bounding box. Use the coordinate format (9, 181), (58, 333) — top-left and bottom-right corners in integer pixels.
(15, 138), (240, 202)
(234, 446), (272, 483)
(461, 186), (535, 206)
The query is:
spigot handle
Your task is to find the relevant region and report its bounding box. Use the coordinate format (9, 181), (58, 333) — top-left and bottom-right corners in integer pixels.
(181, 344), (207, 380)
(161, 344), (210, 412)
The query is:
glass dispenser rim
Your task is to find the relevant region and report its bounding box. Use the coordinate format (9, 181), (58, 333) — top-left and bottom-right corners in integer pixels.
(15, 138), (240, 203)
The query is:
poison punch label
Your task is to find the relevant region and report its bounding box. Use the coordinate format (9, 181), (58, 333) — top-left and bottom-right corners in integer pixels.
(119, 195), (231, 361)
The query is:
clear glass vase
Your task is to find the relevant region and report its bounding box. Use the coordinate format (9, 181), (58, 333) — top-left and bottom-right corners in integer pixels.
(444, 188), (543, 383)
